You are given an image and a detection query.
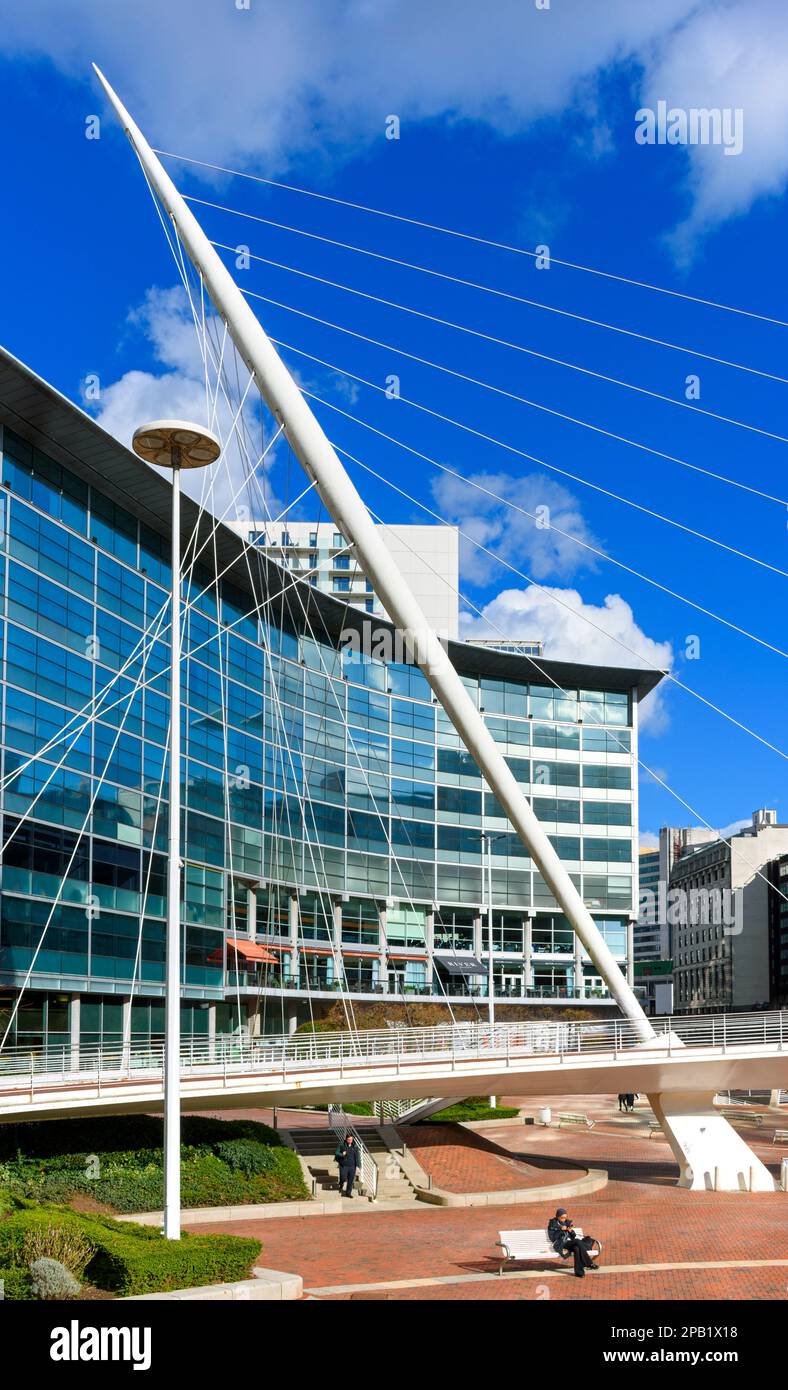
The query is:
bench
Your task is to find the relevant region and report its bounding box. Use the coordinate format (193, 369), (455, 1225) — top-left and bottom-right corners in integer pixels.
(557, 1111), (595, 1130)
(722, 1110), (764, 1128)
(773, 1129), (788, 1145)
(496, 1228), (602, 1275)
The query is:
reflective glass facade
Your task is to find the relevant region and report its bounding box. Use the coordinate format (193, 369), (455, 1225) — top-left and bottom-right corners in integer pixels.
(0, 375), (658, 1043)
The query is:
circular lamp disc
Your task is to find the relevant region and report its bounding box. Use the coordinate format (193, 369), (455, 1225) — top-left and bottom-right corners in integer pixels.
(131, 419), (222, 470)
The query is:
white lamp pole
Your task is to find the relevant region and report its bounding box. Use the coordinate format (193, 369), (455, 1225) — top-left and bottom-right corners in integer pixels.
(132, 421), (221, 1240)
(484, 832), (496, 1109)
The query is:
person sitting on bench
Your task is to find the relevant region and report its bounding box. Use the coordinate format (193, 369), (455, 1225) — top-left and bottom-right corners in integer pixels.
(547, 1207), (600, 1279)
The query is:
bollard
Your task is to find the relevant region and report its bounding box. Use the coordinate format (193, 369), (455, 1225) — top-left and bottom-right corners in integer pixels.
(781, 1158), (788, 1192)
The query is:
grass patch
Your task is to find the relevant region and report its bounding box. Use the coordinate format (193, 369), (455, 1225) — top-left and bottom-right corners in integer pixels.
(0, 1115), (307, 1214)
(422, 1097), (520, 1123)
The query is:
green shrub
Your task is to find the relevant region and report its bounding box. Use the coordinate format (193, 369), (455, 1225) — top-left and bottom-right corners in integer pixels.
(21, 1222), (95, 1276)
(0, 1114), (307, 1214)
(0, 1114), (283, 1165)
(0, 1266), (32, 1300)
(29, 1257), (80, 1300)
(214, 1140), (275, 1175)
(86, 1228), (261, 1296)
(0, 1205), (261, 1298)
(424, 1097), (519, 1123)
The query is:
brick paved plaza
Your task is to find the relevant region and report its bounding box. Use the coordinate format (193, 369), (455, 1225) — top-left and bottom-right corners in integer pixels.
(191, 1094), (788, 1301)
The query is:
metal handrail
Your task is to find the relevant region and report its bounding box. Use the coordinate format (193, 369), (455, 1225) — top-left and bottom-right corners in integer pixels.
(0, 1008), (786, 1094)
(327, 1104), (378, 1200)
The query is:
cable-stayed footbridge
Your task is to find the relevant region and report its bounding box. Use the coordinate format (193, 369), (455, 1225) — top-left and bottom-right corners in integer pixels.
(1, 1011), (785, 1190)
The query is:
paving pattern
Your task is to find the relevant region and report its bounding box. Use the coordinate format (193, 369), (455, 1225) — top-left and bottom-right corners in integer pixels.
(398, 1121), (585, 1191)
(189, 1093), (788, 1300)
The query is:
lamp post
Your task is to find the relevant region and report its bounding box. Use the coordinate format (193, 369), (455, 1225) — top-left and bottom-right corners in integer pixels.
(132, 421), (221, 1240)
(481, 829), (509, 1109)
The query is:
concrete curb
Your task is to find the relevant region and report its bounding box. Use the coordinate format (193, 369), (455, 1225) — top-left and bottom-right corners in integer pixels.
(414, 1166), (608, 1208)
(116, 1197), (344, 1226)
(125, 1266), (302, 1301)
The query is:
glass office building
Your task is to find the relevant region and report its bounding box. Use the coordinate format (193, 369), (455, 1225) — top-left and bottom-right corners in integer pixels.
(0, 350), (662, 1049)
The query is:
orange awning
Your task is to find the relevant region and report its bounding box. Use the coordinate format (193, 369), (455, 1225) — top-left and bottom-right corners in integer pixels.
(227, 937), (278, 964)
(387, 953), (428, 962)
(342, 949), (379, 959)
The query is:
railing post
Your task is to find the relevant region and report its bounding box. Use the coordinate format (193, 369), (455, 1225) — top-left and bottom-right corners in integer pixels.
(722, 1013), (727, 1055)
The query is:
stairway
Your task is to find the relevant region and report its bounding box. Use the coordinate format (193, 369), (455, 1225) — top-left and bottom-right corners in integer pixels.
(362, 1128), (419, 1202)
(285, 1125), (416, 1203)
(284, 1126), (354, 1200)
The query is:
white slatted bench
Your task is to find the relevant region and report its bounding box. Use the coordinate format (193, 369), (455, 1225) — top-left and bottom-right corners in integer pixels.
(557, 1111), (595, 1130)
(722, 1110), (764, 1128)
(496, 1228), (601, 1275)
(772, 1129), (788, 1145)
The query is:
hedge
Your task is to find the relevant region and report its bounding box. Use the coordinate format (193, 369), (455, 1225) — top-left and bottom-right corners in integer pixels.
(0, 1206), (262, 1298)
(0, 1114), (307, 1213)
(0, 1114), (282, 1162)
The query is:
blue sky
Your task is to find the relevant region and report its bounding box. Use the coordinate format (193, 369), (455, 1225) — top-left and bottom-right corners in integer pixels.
(1, 0), (788, 844)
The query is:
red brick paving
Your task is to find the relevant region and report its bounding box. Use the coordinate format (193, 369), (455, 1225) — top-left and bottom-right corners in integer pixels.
(399, 1122), (585, 1192)
(320, 1266), (788, 1300)
(188, 1093), (788, 1300)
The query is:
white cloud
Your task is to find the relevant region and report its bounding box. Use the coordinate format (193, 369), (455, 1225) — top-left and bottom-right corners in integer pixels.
(0, 1), (696, 170)
(719, 816), (754, 839)
(638, 0), (788, 256)
(638, 831), (660, 850)
(5, 2), (788, 247)
(88, 285), (283, 521)
(461, 583), (673, 732)
(431, 469), (600, 587)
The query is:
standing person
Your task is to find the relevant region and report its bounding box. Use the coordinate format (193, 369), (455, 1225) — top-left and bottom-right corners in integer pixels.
(335, 1132), (360, 1198)
(547, 1207), (600, 1279)
(617, 1094), (626, 1112)
(626, 1093), (636, 1113)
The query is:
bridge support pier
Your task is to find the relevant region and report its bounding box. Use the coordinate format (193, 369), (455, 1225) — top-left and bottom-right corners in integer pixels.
(648, 1091), (774, 1191)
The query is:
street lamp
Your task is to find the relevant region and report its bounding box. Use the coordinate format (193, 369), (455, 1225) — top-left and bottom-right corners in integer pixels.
(132, 420), (221, 1240)
(481, 829), (509, 1109)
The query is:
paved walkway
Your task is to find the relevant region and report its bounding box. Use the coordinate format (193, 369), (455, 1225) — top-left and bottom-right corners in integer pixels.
(187, 1093), (788, 1300)
(399, 1122), (585, 1192)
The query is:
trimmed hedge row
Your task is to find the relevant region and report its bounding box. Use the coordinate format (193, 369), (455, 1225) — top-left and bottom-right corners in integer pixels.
(0, 1113), (282, 1161)
(0, 1205), (261, 1298)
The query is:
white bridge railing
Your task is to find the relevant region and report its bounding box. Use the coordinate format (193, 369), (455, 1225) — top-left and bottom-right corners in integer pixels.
(0, 1009), (785, 1096)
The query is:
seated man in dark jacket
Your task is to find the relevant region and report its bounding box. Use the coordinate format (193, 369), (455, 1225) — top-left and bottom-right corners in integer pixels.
(335, 1133), (361, 1197)
(547, 1207), (600, 1278)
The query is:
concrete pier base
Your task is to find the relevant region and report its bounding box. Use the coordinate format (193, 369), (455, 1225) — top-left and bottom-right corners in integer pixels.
(649, 1091), (774, 1191)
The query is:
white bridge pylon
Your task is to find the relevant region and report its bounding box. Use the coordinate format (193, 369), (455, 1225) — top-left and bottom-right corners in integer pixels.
(93, 66), (775, 1193)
